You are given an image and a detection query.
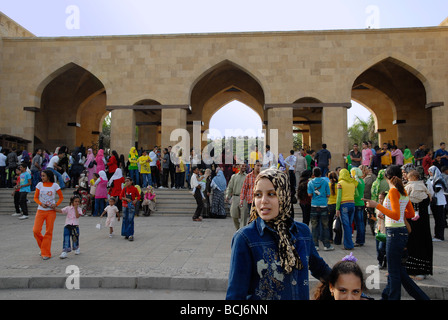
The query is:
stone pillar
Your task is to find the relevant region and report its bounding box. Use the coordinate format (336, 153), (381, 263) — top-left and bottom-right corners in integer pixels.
(110, 109), (136, 157)
(322, 107), (348, 170)
(309, 123), (322, 151)
(431, 104), (447, 148)
(138, 125), (158, 150)
(161, 108), (188, 150)
(267, 107), (293, 160)
(302, 130), (310, 150)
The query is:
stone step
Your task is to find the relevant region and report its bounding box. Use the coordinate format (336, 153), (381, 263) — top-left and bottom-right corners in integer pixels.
(0, 188), (302, 215)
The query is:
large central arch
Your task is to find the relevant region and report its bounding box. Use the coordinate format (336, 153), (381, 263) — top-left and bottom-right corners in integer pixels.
(189, 60), (266, 148)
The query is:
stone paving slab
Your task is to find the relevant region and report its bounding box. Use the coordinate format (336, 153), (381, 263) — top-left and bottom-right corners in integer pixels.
(0, 212), (447, 299)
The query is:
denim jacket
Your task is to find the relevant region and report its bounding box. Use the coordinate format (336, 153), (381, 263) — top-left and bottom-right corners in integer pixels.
(226, 217), (331, 300)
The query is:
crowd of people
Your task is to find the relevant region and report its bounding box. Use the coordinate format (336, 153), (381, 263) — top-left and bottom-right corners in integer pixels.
(225, 141), (446, 300)
(1, 140), (447, 300)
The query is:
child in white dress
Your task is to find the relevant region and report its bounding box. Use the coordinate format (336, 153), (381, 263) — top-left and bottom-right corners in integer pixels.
(100, 197), (120, 237)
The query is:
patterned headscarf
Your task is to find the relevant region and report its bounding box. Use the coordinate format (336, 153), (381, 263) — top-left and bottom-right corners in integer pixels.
(350, 167), (363, 183)
(249, 169), (303, 274)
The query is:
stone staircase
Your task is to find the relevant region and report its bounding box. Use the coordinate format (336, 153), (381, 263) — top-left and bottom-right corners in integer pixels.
(0, 188), (71, 216)
(0, 187), (302, 216)
(0, 187), (197, 216)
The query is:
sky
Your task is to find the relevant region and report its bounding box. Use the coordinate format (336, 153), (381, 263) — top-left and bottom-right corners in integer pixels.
(2, 0), (446, 136)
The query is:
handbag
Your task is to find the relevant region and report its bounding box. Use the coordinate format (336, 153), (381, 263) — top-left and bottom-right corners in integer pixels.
(332, 216), (342, 233)
(96, 219), (103, 230)
(375, 232), (386, 243)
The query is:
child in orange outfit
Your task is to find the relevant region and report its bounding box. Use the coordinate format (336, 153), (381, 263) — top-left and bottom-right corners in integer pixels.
(33, 169), (64, 260)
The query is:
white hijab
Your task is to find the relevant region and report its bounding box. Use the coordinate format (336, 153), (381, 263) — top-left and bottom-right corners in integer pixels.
(108, 168), (123, 186)
(95, 170), (108, 186)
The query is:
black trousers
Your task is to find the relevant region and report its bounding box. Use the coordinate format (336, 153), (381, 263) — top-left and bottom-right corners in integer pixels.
(162, 168), (170, 187)
(169, 165), (175, 187)
(431, 204), (445, 240)
(193, 188), (204, 219)
(19, 192), (28, 216)
(0, 166), (6, 188)
(151, 166), (160, 187)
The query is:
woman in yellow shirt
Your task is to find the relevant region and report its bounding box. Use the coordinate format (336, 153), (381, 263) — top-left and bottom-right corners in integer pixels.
(327, 171), (342, 244)
(328, 171), (338, 243)
(335, 169), (358, 250)
(138, 150), (152, 188)
(175, 150), (186, 189)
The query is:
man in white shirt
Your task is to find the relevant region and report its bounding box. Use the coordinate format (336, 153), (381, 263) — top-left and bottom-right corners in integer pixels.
(149, 146), (160, 188)
(285, 150), (297, 193)
(47, 152), (66, 189)
(262, 145), (275, 170)
(190, 167), (203, 221)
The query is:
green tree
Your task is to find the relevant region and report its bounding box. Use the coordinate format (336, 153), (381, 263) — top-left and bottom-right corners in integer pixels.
(348, 114), (378, 147)
(100, 112), (111, 150)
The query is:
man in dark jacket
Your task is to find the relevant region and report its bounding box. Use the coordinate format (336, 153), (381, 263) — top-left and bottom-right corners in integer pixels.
(315, 144), (331, 177)
(6, 148), (18, 188)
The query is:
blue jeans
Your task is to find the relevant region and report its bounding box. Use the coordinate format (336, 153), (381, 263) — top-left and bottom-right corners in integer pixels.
(121, 202), (135, 237)
(62, 225), (79, 252)
(141, 173), (153, 188)
(93, 198), (105, 217)
(319, 166), (329, 178)
(381, 227), (430, 300)
(48, 168), (65, 190)
(31, 169), (41, 191)
(375, 239), (386, 266)
(354, 205), (365, 245)
(310, 206), (331, 248)
(339, 202), (355, 249)
(128, 169), (139, 186)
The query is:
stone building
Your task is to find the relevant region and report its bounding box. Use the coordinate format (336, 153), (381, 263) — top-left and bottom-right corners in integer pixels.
(1, 11), (447, 168)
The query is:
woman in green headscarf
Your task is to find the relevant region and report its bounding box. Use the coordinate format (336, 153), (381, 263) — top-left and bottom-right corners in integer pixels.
(403, 147), (414, 165)
(128, 147), (140, 186)
(351, 167), (366, 246)
(336, 169), (358, 249)
(370, 169), (389, 202)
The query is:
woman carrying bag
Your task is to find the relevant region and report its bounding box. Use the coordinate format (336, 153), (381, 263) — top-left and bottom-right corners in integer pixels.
(364, 165), (429, 300)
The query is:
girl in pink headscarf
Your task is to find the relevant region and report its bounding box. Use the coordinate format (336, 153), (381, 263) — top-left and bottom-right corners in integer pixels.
(95, 149), (106, 174)
(84, 149), (96, 181)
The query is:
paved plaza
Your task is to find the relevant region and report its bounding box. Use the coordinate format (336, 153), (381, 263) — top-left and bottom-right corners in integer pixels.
(1, 208), (447, 300)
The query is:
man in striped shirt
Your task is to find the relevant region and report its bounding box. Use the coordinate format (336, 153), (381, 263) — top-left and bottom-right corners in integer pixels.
(239, 160), (262, 214)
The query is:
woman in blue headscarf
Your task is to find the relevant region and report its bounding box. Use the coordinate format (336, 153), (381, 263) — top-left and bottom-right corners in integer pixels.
(210, 168), (227, 218)
(427, 165), (448, 241)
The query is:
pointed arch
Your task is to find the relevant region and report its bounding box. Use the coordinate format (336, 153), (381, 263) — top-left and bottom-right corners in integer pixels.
(34, 62), (107, 150)
(34, 62), (106, 109)
(351, 54), (431, 102)
(351, 55), (431, 148)
(208, 100), (263, 139)
(189, 59), (265, 111)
